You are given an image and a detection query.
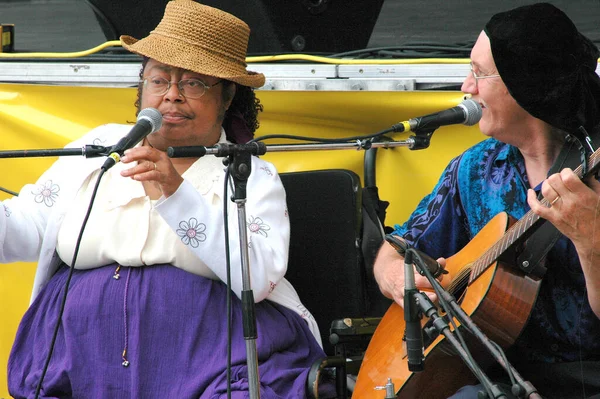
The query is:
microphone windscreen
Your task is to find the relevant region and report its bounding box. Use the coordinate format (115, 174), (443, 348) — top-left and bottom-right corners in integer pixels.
(460, 99), (482, 126)
(137, 108), (163, 133)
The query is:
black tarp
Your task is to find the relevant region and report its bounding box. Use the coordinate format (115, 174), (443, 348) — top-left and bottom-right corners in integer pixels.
(1, 0), (599, 56)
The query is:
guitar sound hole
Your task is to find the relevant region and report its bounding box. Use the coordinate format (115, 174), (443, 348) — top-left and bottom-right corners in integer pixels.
(448, 267), (471, 306)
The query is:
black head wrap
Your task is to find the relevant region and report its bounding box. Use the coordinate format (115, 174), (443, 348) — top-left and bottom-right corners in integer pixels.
(484, 3), (600, 135)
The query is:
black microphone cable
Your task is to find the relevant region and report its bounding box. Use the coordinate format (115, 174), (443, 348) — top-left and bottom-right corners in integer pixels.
(34, 109), (161, 397)
(221, 165), (234, 399)
(248, 127), (396, 147)
(248, 99), (481, 147)
(34, 151), (243, 399)
(34, 167), (107, 399)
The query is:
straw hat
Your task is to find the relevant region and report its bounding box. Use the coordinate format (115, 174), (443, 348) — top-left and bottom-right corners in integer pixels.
(120, 0), (265, 88)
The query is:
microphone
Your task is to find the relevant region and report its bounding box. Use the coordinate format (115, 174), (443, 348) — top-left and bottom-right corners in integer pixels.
(392, 99), (482, 133)
(385, 234), (447, 279)
(101, 108), (163, 171)
(403, 249), (425, 372)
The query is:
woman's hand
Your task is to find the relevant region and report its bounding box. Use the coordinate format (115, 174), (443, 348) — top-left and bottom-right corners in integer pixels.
(120, 146), (184, 198)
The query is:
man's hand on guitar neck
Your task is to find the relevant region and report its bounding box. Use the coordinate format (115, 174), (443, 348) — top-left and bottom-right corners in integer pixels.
(373, 238), (447, 307)
(528, 167), (600, 318)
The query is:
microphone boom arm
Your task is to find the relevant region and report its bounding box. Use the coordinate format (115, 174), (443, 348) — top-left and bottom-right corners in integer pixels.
(0, 145), (110, 159)
(410, 250), (542, 399)
(167, 137), (432, 159)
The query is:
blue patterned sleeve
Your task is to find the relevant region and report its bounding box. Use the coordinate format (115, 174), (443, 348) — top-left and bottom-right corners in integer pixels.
(392, 154), (471, 259)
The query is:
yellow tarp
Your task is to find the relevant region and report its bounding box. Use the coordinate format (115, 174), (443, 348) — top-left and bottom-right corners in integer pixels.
(0, 83), (483, 397)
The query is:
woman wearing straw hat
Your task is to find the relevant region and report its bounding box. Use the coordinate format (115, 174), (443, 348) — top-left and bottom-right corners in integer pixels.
(372, 3), (600, 399)
(6, 1), (331, 397)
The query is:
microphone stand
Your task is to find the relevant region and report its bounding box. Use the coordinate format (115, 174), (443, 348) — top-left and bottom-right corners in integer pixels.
(166, 134), (434, 159)
(412, 290), (508, 399)
(403, 250), (425, 372)
(0, 145), (110, 159)
(166, 138), (428, 399)
(255, 131), (436, 152)
(163, 133), (444, 398)
(0, 145), (110, 194)
(224, 144), (263, 399)
(168, 142), (269, 399)
(0, 141), (266, 398)
(408, 249), (542, 399)
(405, 248), (505, 398)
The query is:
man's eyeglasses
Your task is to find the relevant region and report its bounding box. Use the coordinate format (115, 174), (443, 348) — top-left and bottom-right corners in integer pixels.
(469, 63), (500, 84)
(141, 76), (222, 99)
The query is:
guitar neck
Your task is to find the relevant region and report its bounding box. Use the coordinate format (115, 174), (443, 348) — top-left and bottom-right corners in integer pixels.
(469, 210), (541, 282)
(469, 144), (600, 282)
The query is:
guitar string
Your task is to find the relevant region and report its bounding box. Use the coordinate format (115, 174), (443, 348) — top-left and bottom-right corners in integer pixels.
(466, 141), (598, 395)
(471, 148), (600, 282)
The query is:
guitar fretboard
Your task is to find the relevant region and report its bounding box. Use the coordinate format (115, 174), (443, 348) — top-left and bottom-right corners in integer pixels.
(469, 145), (600, 283)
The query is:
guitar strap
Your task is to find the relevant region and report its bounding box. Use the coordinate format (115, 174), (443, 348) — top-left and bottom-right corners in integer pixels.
(517, 129), (599, 277)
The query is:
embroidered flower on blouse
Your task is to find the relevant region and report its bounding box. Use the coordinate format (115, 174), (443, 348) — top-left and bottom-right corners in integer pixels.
(176, 218), (207, 248)
(4, 204), (11, 217)
(247, 216), (270, 237)
(92, 137), (107, 146)
(269, 281), (276, 293)
(260, 166), (273, 176)
(32, 180), (60, 207)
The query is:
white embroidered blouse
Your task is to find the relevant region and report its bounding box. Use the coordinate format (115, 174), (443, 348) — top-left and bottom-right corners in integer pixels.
(0, 124), (321, 344)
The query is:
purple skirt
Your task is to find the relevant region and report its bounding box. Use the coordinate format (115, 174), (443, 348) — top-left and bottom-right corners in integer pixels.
(8, 264), (331, 398)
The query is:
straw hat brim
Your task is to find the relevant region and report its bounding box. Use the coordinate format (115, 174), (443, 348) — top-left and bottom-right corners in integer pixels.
(121, 35), (265, 88)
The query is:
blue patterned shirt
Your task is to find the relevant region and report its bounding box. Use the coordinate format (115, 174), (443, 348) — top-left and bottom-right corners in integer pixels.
(393, 138), (600, 364)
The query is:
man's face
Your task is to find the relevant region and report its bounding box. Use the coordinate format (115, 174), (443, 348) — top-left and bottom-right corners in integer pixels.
(461, 31), (531, 143)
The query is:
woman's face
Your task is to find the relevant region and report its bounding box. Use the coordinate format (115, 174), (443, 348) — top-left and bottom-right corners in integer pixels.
(140, 59), (234, 149)
(461, 31), (531, 143)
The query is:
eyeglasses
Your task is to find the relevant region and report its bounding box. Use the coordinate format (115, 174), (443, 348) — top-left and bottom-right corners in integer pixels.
(141, 76), (222, 99)
(469, 63), (500, 84)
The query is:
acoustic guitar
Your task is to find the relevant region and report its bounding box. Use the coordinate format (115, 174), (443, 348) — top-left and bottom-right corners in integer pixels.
(354, 147), (600, 398)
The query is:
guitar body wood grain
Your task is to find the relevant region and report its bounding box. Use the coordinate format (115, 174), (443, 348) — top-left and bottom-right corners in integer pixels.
(355, 212), (543, 399)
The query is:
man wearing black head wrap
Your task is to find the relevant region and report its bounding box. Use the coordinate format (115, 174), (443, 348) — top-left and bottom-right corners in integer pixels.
(372, 3), (600, 398)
